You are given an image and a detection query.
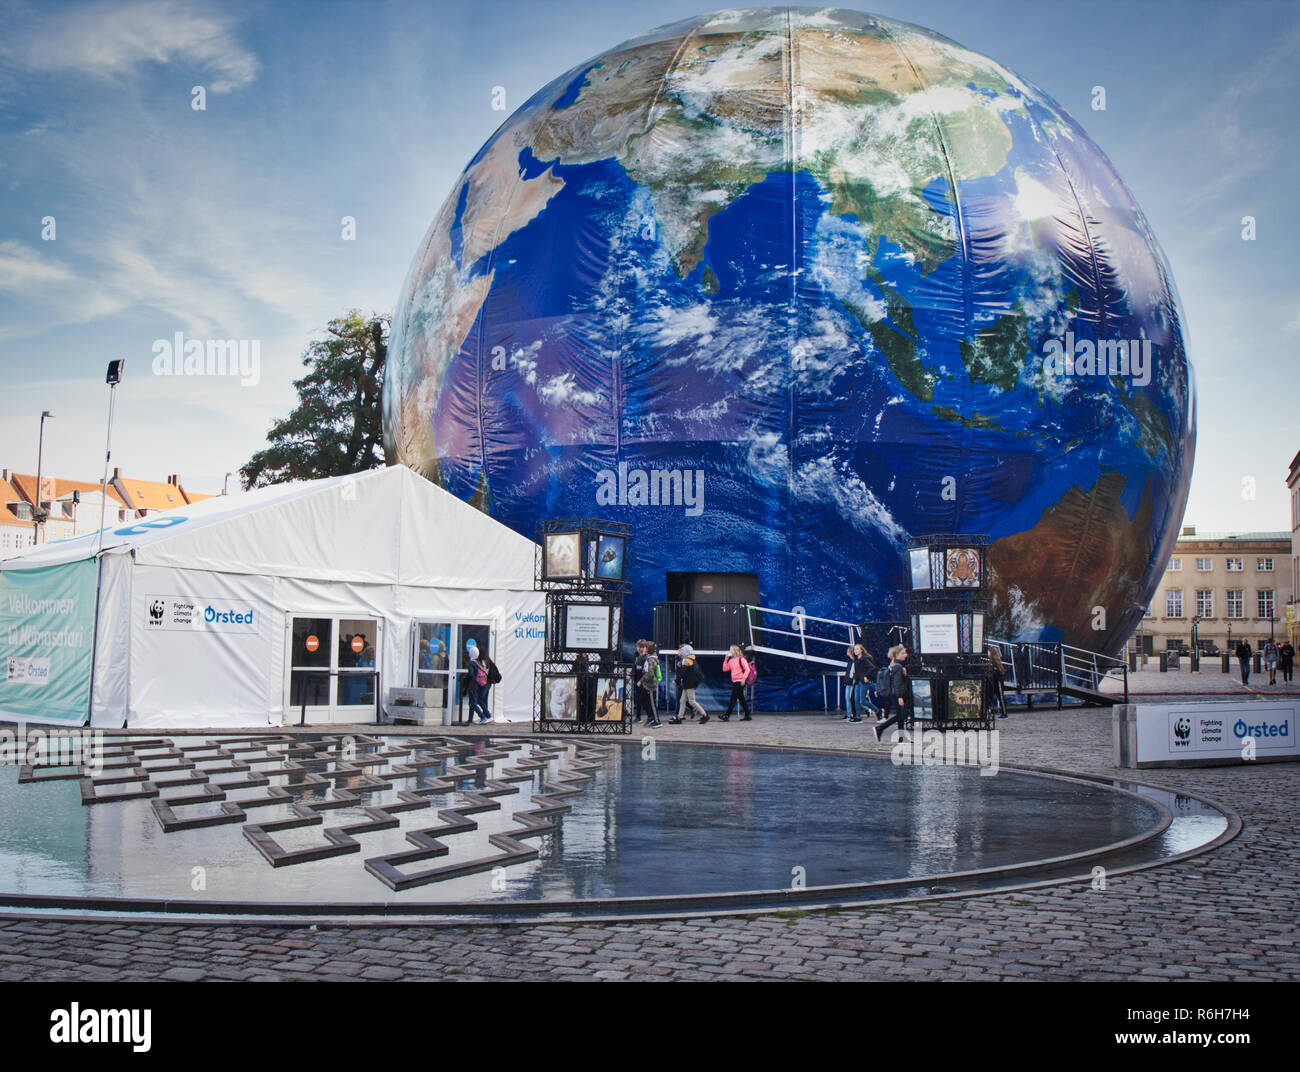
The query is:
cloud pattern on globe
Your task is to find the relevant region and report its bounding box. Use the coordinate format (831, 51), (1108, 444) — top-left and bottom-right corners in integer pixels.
(384, 7), (1195, 678)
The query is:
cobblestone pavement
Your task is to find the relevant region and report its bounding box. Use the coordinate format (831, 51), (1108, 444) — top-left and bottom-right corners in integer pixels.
(2, 705), (1297, 982)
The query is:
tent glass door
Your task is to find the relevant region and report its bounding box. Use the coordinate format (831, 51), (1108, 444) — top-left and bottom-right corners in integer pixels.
(337, 618), (379, 710)
(288, 615), (380, 723)
(414, 621), (452, 713)
(289, 616), (332, 712)
(454, 623), (494, 723)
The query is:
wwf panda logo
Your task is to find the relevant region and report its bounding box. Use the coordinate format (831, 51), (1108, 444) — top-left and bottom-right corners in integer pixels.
(1173, 717), (1191, 741)
(149, 599), (166, 622)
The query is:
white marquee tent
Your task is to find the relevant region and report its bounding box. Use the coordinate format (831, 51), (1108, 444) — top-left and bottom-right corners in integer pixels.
(0, 465), (545, 728)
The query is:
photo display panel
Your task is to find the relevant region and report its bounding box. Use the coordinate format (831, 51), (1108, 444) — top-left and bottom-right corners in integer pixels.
(544, 530), (583, 580)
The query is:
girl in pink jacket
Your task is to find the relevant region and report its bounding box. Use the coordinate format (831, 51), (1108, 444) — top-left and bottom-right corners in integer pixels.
(721, 645), (753, 721)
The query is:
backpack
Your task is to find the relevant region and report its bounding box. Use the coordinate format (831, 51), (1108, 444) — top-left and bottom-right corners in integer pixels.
(743, 659), (757, 687)
(875, 665), (893, 699)
(485, 658), (501, 685)
(654, 661), (663, 683)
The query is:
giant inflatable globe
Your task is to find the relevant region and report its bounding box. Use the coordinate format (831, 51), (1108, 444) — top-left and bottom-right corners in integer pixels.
(385, 7), (1195, 698)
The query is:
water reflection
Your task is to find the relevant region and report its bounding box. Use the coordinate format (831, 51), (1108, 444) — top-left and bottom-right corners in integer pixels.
(0, 737), (1203, 907)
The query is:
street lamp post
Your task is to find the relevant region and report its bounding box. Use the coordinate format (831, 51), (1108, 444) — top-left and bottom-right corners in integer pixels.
(33, 410), (54, 544)
(97, 361), (125, 553)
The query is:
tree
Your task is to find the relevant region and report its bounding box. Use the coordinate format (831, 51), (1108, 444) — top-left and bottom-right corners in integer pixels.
(241, 310), (389, 488)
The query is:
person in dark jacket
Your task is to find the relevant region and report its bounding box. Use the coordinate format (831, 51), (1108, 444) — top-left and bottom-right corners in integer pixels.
(987, 645), (1007, 718)
(1280, 640), (1295, 683)
(670, 654), (708, 724)
(873, 644), (912, 742)
(850, 643), (877, 722)
(1235, 640), (1253, 685)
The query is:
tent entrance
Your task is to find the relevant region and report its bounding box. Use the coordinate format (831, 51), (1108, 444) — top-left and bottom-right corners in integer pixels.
(286, 615), (382, 724)
(410, 619), (495, 725)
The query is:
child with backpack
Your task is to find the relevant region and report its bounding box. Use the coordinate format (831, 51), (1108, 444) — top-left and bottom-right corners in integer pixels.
(671, 654), (708, 724)
(873, 644), (912, 742)
(637, 639), (662, 727)
(721, 645), (754, 721)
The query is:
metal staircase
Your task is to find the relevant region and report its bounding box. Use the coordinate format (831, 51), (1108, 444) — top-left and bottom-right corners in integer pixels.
(986, 638), (1128, 707)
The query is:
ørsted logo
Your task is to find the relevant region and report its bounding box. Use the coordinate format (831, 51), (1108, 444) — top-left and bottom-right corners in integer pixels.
(203, 605), (254, 626)
(1233, 717), (1290, 739)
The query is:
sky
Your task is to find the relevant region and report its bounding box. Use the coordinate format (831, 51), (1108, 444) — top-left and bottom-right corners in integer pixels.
(0, 0), (1296, 532)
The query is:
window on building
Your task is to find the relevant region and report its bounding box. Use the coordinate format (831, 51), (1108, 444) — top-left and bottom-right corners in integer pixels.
(1226, 590), (1244, 618)
(1195, 557), (1213, 571)
(12, 502), (31, 521)
(1257, 590), (1274, 619)
(1195, 590), (1213, 617)
(1144, 604), (1154, 618)
(1256, 557), (1273, 571)
(1226, 557), (1243, 571)
(1166, 589), (1183, 617)
(1167, 557), (1182, 572)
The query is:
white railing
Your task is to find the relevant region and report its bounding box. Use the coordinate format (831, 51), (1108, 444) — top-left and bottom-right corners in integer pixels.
(744, 605), (859, 668)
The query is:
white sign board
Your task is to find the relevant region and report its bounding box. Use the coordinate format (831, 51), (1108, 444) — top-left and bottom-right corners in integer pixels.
(918, 613), (959, 655)
(144, 594), (260, 633)
(564, 604), (610, 650)
(1135, 700), (1298, 765)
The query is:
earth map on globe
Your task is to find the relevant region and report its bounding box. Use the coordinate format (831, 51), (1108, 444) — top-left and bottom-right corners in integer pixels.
(383, 7), (1195, 694)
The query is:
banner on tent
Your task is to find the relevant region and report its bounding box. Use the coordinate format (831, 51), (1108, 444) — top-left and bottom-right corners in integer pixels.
(128, 567), (273, 726)
(0, 558), (97, 724)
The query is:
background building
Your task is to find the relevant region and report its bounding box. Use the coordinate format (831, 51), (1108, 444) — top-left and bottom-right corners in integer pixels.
(1, 468), (215, 557)
(1138, 527), (1293, 656)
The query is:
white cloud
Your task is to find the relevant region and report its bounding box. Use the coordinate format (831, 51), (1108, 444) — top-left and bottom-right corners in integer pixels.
(16, 0), (258, 93)
(537, 372), (604, 408)
(0, 240), (75, 288)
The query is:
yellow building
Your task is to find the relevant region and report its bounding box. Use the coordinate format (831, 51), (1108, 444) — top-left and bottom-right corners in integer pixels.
(1138, 527), (1293, 656)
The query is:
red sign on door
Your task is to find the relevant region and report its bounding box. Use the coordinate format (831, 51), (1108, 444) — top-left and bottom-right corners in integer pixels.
(351, 635), (365, 654)
(305, 635), (319, 653)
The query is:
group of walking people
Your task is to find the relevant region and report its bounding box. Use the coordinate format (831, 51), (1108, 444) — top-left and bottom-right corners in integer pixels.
(634, 641), (757, 727)
(844, 643), (916, 740)
(1235, 638), (1296, 686)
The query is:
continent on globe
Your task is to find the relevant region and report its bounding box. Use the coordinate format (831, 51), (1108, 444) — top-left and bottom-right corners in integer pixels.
(383, 7), (1195, 708)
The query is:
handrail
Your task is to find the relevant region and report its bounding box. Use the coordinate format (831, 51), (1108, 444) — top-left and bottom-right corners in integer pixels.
(744, 604), (859, 668)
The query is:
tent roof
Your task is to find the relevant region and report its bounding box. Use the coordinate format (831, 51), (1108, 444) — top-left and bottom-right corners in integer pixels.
(1, 465), (538, 590)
